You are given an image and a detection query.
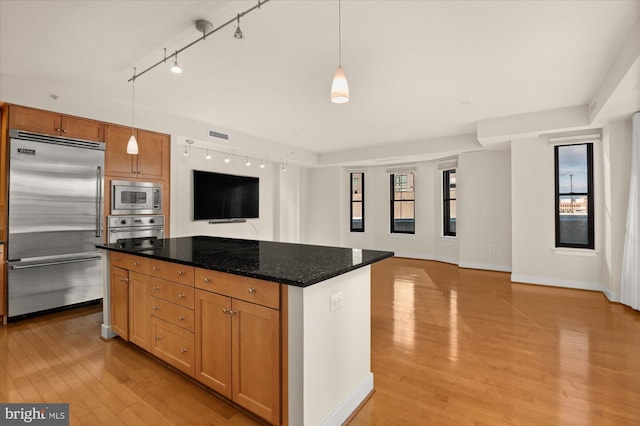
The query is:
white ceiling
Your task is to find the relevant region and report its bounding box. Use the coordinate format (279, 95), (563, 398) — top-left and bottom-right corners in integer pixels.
(1, 0), (639, 165)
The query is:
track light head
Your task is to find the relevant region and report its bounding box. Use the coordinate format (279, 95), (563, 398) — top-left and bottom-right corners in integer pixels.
(233, 14), (245, 39)
(171, 52), (182, 74)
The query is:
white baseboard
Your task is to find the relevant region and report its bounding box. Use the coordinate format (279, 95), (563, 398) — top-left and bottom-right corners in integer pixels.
(320, 373), (374, 426)
(511, 274), (606, 293)
(101, 324), (118, 340)
(459, 261), (512, 273)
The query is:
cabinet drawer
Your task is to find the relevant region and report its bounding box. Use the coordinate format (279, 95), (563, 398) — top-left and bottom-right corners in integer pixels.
(195, 269), (280, 309)
(150, 296), (194, 331)
(150, 277), (194, 309)
(110, 252), (150, 274)
(150, 317), (195, 377)
(149, 259), (194, 287)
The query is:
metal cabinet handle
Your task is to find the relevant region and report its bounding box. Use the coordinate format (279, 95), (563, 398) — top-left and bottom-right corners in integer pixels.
(178, 293), (185, 299)
(178, 316), (185, 321)
(153, 306), (160, 311)
(120, 277), (129, 282)
(178, 271), (185, 276)
(222, 308), (235, 315)
(55, 127), (62, 132)
(153, 266), (159, 271)
(153, 286), (159, 291)
(203, 277), (211, 283)
(180, 349), (188, 354)
(229, 310), (236, 315)
(114, 256), (120, 261)
(155, 336), (161, 341)
(62, 129), (68, 133)
(133, 262), (139, 266)
(248, 288), (256, 294)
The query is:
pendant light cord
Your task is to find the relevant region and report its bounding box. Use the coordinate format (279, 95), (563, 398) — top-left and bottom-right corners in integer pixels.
(131, 68), (136, 133)
(338, 0), (342, 66)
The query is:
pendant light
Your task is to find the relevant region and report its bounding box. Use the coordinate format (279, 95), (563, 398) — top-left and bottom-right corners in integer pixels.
(233, 14), (244, 40)
(170, 51), (182, 74)
(331, 0), (349, 103)
(126, 68), (139, 155)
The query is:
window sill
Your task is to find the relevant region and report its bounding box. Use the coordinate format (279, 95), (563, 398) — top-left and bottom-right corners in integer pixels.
(388, 233), (416, 239)
(552, 247), (599, 257)
(441, 235), (457, 241)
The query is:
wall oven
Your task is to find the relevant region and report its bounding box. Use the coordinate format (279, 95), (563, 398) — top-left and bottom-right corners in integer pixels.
(111, 180), (162, 215)
(107, 215), (165, 250)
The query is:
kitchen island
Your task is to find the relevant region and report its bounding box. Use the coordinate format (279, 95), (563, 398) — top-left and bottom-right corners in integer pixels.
(98, 236), (393, 426)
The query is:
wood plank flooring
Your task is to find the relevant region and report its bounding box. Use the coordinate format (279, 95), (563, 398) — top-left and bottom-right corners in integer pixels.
(1, 257), (639, 425)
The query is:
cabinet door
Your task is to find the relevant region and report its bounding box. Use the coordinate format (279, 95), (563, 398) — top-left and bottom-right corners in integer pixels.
(137, 130), (170, 180)
(61, 115), (104, 142)
(129, 271), (150, 350)
(110, 266), (129, 339)
(9, 105), (61, 136)
(195, 289), (232, 398)
(104, 124), (136, 177)
(232, 299), (280, 424)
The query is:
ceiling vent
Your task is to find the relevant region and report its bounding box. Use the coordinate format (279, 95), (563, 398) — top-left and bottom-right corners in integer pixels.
(209, 130), (230, 141)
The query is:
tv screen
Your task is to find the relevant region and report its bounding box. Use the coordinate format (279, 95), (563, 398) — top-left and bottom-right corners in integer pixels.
(193, 170), (259, 220)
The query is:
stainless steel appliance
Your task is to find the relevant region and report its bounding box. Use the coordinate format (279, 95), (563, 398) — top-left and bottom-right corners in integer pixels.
(111, 180), (162, 215)
(7, 129), (105, 318)
(107, 215), (164, 249)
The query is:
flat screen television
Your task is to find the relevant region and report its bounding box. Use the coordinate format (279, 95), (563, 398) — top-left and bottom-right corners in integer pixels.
(193, 170), (259, 221)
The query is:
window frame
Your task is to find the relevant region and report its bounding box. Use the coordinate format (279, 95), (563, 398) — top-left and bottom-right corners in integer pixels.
(389, 171), (415, 235)
(350, 172), (365, 233)
(443, 169), (456, 237)
(554, 143), (594, 249)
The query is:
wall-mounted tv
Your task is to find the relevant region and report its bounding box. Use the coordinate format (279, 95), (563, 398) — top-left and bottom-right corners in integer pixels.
(193, 170), (259, 221)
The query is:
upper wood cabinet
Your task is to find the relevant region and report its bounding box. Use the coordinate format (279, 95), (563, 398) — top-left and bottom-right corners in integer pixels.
(9, 105), (104, 142)
(104, 124), (170, 181)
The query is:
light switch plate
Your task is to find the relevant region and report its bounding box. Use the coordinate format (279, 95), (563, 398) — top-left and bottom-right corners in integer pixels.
(330, 292), (344, 312)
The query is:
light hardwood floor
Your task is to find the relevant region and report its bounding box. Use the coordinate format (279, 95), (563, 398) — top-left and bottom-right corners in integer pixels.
(1, 257), (639, 425)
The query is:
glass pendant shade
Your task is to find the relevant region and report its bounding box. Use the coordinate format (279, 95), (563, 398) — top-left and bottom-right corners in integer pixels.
(331, 65), (349, 104)
(127, 134), (139, 154)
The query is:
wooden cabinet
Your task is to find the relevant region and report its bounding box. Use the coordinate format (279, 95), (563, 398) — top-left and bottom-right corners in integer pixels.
(150, 316), (195, 376)
(109, 253), (150, 350)
(195, 269), (281, 425)
(9, 105), (104, 141)
(104, 124), (170, 180)
(110, 266), (129, 339)
(0, 243), (5, 322)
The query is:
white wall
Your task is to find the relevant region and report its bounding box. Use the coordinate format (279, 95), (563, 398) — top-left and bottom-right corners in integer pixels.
(511, 137), (605, 291)
(458, 150), (512, 272)
(304, 167), (342, 246)
(169, 138), (276, 240)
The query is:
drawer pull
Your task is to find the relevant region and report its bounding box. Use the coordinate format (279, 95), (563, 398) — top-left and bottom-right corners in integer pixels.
(133, 262), (139, 266)
(178, 293), (185, 299)
(153, 286), (159, 291)
(153, 306), (160, 311)
(178, 316), (185, 321)
(229, 310), (236, 315)
(62, 129), (68, 133)
(222, 308), (228, 314)
(203, 277), (211, 283)
(120, 277), (129, 282)
(178, 271), (185, 276)
(248, 288), (256, 294)
(153, 266), (159, 271)
(114, 256), (120, 261)
(180, 348), (188, 354)
(155, 335), (162, 341)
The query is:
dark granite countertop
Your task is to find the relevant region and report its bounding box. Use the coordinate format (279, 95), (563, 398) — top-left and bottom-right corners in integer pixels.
(97, 236), (394, 287)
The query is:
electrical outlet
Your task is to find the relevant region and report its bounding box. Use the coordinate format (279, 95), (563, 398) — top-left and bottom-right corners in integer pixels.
(489, 244), (496, 253)
(330, 292), (344, 312)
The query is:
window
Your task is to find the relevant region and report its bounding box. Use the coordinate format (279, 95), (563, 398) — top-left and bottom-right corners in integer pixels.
(555, 143), (594, 249)
(350, 172), (364, 232)
(443, 169), (456, 236)
(390, 171), (415, 234)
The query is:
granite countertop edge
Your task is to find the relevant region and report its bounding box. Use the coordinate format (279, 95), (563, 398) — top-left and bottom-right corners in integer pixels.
(97, 238), (394, 288)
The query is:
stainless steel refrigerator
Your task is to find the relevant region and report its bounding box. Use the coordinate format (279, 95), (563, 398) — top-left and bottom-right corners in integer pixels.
(7, 129), (104, 318)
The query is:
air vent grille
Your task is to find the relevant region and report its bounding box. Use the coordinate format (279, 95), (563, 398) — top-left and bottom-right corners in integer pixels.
(209, 130), (230, 141)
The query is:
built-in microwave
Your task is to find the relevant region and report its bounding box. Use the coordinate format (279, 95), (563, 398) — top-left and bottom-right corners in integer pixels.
(111, 180), (162, 215)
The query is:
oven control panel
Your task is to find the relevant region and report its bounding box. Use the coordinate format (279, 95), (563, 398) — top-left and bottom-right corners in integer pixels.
(108, 215), (164, 228)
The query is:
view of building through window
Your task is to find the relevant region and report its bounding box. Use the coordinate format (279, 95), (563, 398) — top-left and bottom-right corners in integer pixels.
(555, 143), (594, 248)
(350, 172), (364, 232)
(391, 172), (415, 234)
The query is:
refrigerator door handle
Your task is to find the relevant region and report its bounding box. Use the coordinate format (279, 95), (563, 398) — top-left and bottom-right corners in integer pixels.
(10, 255), (102, 270)
(96, 166), (103, 238)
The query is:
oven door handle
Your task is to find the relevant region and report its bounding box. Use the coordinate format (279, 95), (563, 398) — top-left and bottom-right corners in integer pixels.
(109, 227), (163, 233)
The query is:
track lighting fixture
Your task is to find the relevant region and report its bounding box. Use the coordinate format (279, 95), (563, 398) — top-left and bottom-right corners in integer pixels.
(331, 0), (349, 103)
(234, 14), (244, 39)
(206, 149), (211, 160)
(246, 157), (251, 167)
(126, 68), (139, 155)
(260, 159), (265, 169)
(224, 155), (231, 163)
(184, 139), (194, 156)
(171, 51), (182, 74)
